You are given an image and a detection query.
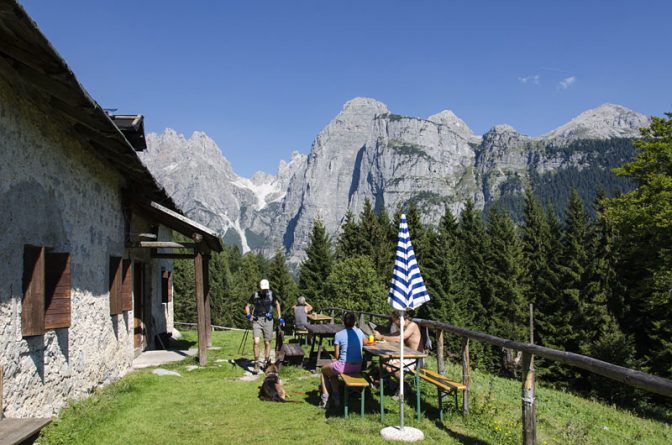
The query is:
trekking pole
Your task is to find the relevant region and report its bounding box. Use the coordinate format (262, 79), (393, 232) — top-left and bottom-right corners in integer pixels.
(238, 328), (249, 355)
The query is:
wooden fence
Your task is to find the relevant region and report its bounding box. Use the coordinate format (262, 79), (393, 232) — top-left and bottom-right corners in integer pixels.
(324, 306), (672, 445)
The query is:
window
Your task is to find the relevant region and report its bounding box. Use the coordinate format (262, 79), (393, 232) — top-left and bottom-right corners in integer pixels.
(22, 245), (71, 337)
(161, 269), (172, 303)
(110, 256), (132, 315)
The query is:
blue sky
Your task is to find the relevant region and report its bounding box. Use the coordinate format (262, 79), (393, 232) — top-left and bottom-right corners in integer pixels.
(22, 0), (672, 177)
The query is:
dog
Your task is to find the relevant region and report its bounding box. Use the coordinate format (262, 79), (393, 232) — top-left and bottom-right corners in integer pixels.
(258, 360), (288, 402)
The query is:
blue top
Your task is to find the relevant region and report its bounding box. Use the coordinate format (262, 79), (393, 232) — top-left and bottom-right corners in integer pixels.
(334, 327), (365, 364)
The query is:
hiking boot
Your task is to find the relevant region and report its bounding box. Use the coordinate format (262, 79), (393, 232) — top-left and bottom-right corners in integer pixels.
(252, 361), (261, 374)
(319, 393), (329, 409)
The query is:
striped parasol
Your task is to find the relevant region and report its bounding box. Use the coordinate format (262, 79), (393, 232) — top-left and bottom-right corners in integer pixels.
(386, 213), (429, 432)
(388, 214), (430, 310)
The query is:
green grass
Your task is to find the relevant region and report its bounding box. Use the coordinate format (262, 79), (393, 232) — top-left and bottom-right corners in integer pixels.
(39, 331), (672, 445)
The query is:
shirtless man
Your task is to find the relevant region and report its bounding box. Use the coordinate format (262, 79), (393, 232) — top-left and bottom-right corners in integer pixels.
(373, 310), (423, 382)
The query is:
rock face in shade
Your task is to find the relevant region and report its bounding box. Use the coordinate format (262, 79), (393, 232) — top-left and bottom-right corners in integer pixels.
(139, 99), (650, 264)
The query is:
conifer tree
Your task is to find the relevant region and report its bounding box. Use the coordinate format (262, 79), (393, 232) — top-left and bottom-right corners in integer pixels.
(456, 200), (489, 327)
(268, 248), (298, 315)
(298, 216), (334, 310)
(486, 208), (528, 342)
(335, 209), (361, 260)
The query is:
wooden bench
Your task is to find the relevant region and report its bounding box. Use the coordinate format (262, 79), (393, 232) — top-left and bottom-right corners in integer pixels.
(0, 418), (51, 445)
(412, 368), (466, 421)
(340, 373), (369, 418)
(293, 328), (309, 345)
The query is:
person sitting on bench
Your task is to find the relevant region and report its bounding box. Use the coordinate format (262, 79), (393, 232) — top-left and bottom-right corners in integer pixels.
(373, 310), (423, 395)
(292, 296), (313, 330)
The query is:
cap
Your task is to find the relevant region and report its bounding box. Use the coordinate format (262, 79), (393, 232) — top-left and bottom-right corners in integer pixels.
(259, 279), (270, 290)
(297, 296), (306, 305)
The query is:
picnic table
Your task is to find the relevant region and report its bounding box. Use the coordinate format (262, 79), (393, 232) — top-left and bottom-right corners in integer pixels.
(363, 341), (426, 423)
(305, 323), (344, 368)
(307, 313), (333, 323)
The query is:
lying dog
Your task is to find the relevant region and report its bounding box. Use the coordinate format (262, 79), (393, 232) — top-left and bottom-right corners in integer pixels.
(258, 361), (288, 402)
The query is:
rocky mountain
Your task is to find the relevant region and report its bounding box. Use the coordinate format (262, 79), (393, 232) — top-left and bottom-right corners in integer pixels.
(139, 99), (650, 264)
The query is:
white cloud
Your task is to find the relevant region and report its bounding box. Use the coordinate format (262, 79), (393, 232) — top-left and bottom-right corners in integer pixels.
(559, 76), (577, 89)
(518, 74), (540, 85)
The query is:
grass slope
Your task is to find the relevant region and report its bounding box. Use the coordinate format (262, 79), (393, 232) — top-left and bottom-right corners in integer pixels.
(39, 331), (671, 445)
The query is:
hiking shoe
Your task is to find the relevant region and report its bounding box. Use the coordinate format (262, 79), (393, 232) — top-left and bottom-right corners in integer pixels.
(252, 362), (261, 374)
(319, 394), (329, 409)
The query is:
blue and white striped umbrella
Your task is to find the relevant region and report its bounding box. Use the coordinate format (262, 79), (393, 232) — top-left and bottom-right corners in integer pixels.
(388, 214), (430, 311)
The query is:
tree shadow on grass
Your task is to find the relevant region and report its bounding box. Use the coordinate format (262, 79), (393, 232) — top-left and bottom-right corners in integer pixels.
(435, 424), (491, 445)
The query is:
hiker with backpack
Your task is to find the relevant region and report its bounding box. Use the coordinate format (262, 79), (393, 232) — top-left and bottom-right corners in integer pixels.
(245, 279), (284, 373)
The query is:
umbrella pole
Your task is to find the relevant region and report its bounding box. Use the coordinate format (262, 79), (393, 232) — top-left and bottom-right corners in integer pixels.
(400, 310), (405, 430)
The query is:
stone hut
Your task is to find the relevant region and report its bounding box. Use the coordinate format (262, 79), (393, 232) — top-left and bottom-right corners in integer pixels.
(0, 1), (221, 418)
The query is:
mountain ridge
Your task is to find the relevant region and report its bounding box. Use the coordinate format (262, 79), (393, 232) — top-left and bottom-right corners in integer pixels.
(139, 99), (650, 262)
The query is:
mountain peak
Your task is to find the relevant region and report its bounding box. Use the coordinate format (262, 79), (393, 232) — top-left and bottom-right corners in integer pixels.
(542, 103), (650, 142)
(428, 110), (476, 139)
(340, 97), (389, 116)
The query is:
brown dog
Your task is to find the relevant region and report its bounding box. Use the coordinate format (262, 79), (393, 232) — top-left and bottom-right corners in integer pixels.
(258, 361), (288, 402)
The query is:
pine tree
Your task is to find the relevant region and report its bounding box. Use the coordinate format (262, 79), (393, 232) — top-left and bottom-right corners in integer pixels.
(486, 208), (528, 342)
(557, 189), (591, 355)
(298, 217), (334, 311)
(521, 189), (560, 347)
(335, 209), (361, 260)
(268, 248), (298, 317)
(456, 200), (489, 327)
(324, 256), (387, 314)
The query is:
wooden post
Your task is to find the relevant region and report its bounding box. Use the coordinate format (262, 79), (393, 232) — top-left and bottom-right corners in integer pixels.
(194, 252), (207, 366)
(330, 309), (335, 324)
(522, 303), (536, 444)
(437, 330), (445, 375)
(522, 352), (536, 444)
(462, 337), (470, 415)
(204, 254), (212, 347)
(359, 312), (365, 329)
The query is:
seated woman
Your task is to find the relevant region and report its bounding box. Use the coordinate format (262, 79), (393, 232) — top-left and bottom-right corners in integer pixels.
(292, 296), (313, 330)
(319, 311), (365, 409)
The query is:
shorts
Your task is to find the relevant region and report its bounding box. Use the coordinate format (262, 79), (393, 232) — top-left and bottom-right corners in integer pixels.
(331, 361), (362, 375)
(252, 317), (273, 341)
(388, 358), (417, 371)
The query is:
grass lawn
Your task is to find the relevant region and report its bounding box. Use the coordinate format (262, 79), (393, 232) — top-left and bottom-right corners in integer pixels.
(39, 330), (672, 445)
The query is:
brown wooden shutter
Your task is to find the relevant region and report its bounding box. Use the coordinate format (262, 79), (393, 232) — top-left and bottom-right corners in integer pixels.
(121, 259), (133, 312)
(161, 270), (171, 303)
(22, 245), (45, 337)
(109, 256), (122, 315)
(44, 252), (71, 330)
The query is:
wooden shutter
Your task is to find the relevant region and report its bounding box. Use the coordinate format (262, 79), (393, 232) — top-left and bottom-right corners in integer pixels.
(121, 259), (133, 312)
(22, 245), (45, 337)
(161, 270), (172, 303)
(109, 256), (122, 315)
(44, 253), (71, 329)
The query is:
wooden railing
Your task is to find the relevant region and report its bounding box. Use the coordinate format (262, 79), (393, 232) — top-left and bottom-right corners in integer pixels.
(323, 306), (672, 444)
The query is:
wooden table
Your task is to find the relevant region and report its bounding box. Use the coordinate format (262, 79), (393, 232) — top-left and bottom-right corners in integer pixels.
(306, 323), (344, 368)
(0, 418), (51, 445)
(307, 313), (333, 323)
(363, 341), (426, 423)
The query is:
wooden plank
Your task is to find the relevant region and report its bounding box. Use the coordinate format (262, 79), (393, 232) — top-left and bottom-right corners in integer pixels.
(522, 352), (536, 445)
(139, 241), (196, 249)
(109, 257), (122, 315)
(45, 252), (70, 330)
(121, 260), (133, 312)
(341, 374), (369, 387)
(194, 252), (207, 366)
(22, 245), (45, 337)
(0, 418), (51, 445)
(417, 368), (467, 390)
(151, 253), (195, 260)
(462, 337), (470, 415)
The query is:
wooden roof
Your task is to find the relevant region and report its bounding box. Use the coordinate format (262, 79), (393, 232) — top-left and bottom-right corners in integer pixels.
(129, 199), (223, 252)
(0, 1), (175, 211)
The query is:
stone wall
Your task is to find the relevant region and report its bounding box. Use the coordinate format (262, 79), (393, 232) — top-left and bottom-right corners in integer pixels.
(0, 74), (171, 417)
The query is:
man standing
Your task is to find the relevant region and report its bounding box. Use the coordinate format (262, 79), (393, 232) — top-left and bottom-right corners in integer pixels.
(245, 279), (283, 373)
